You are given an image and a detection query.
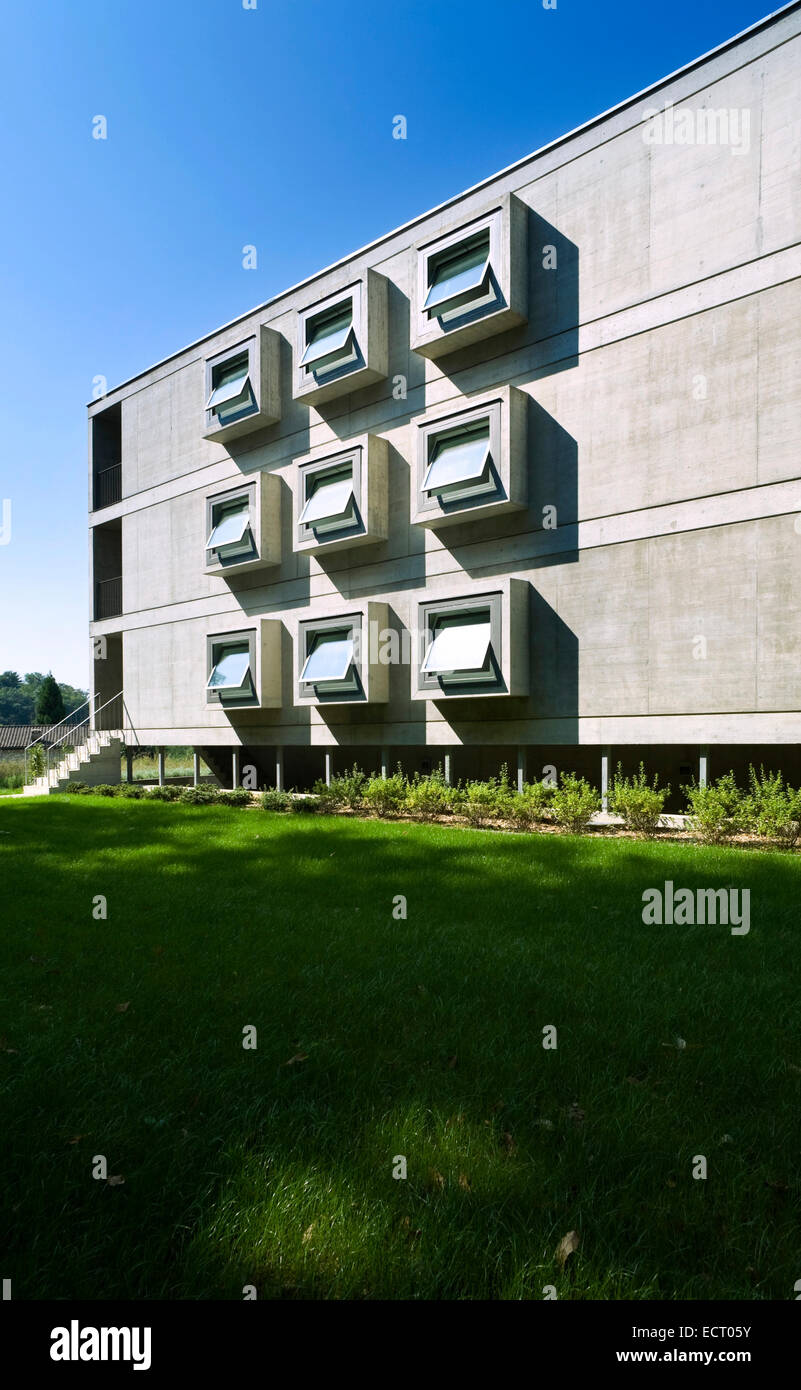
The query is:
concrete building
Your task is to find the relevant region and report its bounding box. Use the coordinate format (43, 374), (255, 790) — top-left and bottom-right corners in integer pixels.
(87, 4), (801, 804)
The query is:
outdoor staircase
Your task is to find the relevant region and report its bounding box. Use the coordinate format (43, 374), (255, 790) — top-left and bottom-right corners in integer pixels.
(24, 728), (126, 795)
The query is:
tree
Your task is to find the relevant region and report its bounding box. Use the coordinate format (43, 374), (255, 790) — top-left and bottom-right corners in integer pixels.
(0, 684), (33, 725)
(34, 673), (65, 725)
(0, 670), (21, 687)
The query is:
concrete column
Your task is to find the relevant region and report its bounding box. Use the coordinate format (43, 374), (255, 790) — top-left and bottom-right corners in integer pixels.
(157, 748), (165, 787)
(125, 749), (134, 784)
(275, 748), (284, 791)
(324, 751), (333, 787)
(601, 747), (611, 812)
(516, 746), (526, 793)
(699, 747), (709, 788)
(380, 747), (389, 779)
(193, 751), (200, 788)
(443, 752), (452, 786)
(232, 749), (240, 790)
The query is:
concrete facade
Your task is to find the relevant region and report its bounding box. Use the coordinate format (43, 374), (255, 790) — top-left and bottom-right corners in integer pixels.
(88, 4), (801, 795)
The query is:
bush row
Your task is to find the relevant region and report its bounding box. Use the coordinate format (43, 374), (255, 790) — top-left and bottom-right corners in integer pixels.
(60, 782), (253, 806)
(55, 763), (801, 847)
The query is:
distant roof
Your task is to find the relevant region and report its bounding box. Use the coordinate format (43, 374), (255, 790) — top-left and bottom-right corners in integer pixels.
(0, 726), (60, 749)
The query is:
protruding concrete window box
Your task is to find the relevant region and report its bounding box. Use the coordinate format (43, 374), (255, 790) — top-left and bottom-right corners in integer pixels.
(296, 601), (389, 706)
(202, 327), (281, 442)
(294, 434), (388, 554)
(204, 473), (281, 576)
(411, 193), (527, 359)
(294, 270), (388, 405)
(412, 384), (527, 528)
(206, 620), (282, 710)
(413, 579), (528, 700)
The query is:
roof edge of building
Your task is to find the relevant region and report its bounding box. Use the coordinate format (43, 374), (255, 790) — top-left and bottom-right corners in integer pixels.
(88, 0), (801, 407)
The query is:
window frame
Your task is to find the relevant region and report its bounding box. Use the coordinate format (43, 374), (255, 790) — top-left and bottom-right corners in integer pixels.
(204, 472), (281, 576)
(295, 601), (389, 706)
(297, 449), (362, 543)
(411, 193), (527, 360)
(204, 483), (257, 570)
(294, 269), (388, 405)
(297, 613), (364, 703)
(294, 433), (388, 554)
(206, 628), (258, 707)
(416, 593), (504, 697)
(412, 385), (527, 528)
(202, 326), (281, 442)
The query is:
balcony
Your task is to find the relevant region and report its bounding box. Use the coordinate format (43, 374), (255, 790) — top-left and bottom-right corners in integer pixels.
(95, 576), (122, 620)
(93, 463), (122, 510)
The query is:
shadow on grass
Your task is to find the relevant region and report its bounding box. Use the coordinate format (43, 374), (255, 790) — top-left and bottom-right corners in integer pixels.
(1, 798), (800, 1299)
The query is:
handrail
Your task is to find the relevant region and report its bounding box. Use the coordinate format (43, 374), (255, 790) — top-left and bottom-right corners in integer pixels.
(25, 697), (92, 752)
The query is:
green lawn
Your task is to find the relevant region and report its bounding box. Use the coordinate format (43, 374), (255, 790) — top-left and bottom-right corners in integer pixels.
(1, 796), (799, 1300)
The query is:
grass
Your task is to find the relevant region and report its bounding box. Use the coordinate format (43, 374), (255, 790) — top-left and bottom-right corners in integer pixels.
(1, 795), (799, 1301)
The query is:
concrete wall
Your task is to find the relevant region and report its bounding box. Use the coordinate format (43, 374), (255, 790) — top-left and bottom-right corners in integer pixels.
(88, 6), (801, 766)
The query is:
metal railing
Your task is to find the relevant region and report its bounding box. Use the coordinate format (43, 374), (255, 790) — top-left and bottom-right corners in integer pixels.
(24, 692), (138, 787)
(95, 576), (122, 619)
(93, 464), (122, 510)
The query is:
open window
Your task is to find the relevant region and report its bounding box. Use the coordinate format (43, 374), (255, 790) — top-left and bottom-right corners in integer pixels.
(204, 474), (281, 575)
(423, 419), (495, 505)
(206, 353), (255, 429)
(300, 626), (360, 697)
(206, 636), (255, 704)
(414, 581), (528, 700)
(413, 385), (526, 528)
(206, 495), (255, 562)
(423, 231), (493, 322)
(422, 609), (495, 686)
(295, 271), (388, 405)
(296, 602), (388, 706)
(206, 620), (282, 709)
(202, 327), (281, 442)
(294, 434), (387, 553)
(298, 464), (357, 535)
(412, 194), (527, 360)
(299, 301), (358, 378)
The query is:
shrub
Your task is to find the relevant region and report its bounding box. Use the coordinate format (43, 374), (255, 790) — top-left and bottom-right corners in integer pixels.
(312, 764), (367, 810)
(682, 772), (745, 844)
(179, 785), (220, 805)
(217, 789), (253, 807)
(28, 745), (46, 779)
(458, 771), (512, 828)
(289, 794), (322, 813)
(91, 784), (120, 797)
(119, 784), (146, 799)
(745, 767), (801, 847)
(261, 787), (292, 812)
(362, 770), (407, 818)
(608, 763), (669, 838)
(145, 785), (181, 801)
(551, 773), (601, 834)
(61, 781), (88, 795)
(507, 780), (556, 830)
(404, 767), (455, 820)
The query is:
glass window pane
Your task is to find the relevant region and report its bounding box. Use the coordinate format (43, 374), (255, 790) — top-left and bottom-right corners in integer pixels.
(424, 424), (490, 492)
(301, 630), (354, 683)
(208, 644), (251, 690)
(424, 235), (490, 312)
(299, 303), (354, 367)
(422, 614), (492, 674)
(207, 356), (250, 409)
(299, 472), (355, 526)
(207, 500), (250, 549)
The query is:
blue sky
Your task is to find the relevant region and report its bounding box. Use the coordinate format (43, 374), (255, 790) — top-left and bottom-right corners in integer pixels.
(0, 0), (780, 688)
